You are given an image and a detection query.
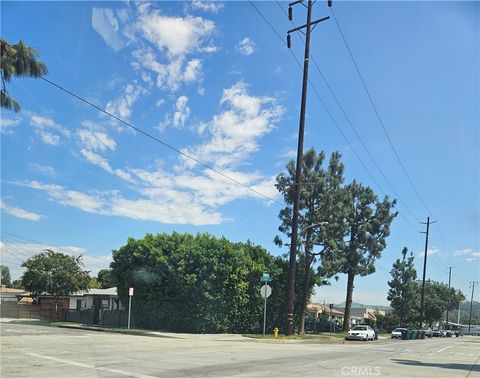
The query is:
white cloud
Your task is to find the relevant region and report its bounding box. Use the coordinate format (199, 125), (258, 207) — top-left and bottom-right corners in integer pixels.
(29, 114), (70, 145)
(38, 132), (60, 146)
(0, 199), (43, 221)
(453, 248), (473, 256)
(79, 149), (135, 183)
(16, 181), (105, 213)
(453, 248), (480, 260)
(105, 82), (146, 120)
(131, 7), (216, 92)
(183, 59), (202, 82)
(237, 37), (256, 56)
(136, 9), (215, 58)
(0, 241), (111, 280)
(77, 129), (117, 151)
(191, 1), (224, 13)
(0, 117), (21, 135)
(13, 83), (282, 226)
(417, 248), (440, 258)
(28, 163), (56, 177)
(183, 81), (284, 168)
(172, 96), (191, 128)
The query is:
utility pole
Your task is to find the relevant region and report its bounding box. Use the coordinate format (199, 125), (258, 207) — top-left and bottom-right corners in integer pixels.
(446, 267), (453, 328)
(283, 0), (330, 336)
(419, 217), (436, 329)
(468, 281), (478, 334)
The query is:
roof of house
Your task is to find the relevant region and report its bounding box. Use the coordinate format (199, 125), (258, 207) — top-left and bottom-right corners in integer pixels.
(74, 287), (118, 296)
(38, 287), (118, 298)
(307, 303), (344, 316)
(0, 285), (29, 297)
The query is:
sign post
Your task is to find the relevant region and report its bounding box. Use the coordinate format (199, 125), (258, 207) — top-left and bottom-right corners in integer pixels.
(329, 303), (333, 336)
(260, 273), (272, 336)
(128, 287), (134, 329)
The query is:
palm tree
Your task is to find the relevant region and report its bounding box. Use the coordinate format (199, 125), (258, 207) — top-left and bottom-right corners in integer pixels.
(1, 39), (48, 112)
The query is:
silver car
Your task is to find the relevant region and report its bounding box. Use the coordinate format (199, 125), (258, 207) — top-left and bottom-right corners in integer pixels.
(346, 325), (376, 341)
(391, 328), (407, 339)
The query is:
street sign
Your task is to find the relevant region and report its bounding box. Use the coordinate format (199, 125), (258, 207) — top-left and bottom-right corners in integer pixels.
(128, 287), (134, 329)
(260, 273), (271, 283)
(329, 303), (333, 310)
(260, 284), (272, 299)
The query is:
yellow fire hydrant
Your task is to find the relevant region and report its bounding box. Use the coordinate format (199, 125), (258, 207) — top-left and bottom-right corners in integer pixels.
(273, 327), (279, 337)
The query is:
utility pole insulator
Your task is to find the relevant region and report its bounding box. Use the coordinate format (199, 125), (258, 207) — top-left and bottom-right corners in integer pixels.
(328, 0), (333, 7)
(289, 6), (293, 21)
(287, 34), (292, 49)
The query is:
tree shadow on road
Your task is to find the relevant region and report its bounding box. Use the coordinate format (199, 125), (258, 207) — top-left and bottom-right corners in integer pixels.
(392, 358), (479, 375)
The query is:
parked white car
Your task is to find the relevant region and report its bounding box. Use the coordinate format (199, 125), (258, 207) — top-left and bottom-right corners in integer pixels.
(391, 328), (407, 339)
(346, 325), (376, 341)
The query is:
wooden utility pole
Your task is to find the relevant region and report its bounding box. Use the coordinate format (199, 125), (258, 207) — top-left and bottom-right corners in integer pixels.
(468, 281), (478, 334)
(284, 0), (330, 336)
(446, 266), (453, 327)
(419, 216), (436, 329)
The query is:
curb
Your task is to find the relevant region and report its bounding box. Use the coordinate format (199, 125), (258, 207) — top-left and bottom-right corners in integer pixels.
(53, 323), (181, 339)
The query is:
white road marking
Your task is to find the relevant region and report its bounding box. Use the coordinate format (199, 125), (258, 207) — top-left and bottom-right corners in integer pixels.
(436, 346), (453, 353)
(25, 352), (157, 378)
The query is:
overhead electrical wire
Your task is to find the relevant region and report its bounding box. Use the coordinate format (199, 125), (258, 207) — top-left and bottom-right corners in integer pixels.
(330, 6), (455, 267)
(330, 7), (434, 218)
(39, 77), (284, 208)
(275, 1), (421, 225)
(249, 1), (420, 234)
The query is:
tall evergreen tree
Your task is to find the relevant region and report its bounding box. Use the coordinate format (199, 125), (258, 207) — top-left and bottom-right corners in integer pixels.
(323, 180), (397, 331)
(1, 39), (48, 112)
(387, 247), (418, 326)
(275, 149), (346, 334)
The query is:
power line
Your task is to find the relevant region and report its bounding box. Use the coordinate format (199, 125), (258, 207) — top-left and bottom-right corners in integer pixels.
(249, 1), (420, 235)
(330, 7), (434, 218)
(275, 0), (421, 225)
(39, 77), (284, 208)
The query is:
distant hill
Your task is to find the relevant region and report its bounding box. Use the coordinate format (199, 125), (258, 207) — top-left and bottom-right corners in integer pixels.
(334, 301), (392, 311)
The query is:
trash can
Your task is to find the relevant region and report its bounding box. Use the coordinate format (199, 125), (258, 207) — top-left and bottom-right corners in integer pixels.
(374, 328), (379, 340)
(401, 329), (408, 340)
(409, 330), (416, 340)
(420, 331), (426, 339)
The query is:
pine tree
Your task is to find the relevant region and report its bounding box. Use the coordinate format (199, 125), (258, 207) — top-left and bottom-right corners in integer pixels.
(325, 180), (397, 331)
(387, 247), (418, 326)
(275, 149), (346, 334)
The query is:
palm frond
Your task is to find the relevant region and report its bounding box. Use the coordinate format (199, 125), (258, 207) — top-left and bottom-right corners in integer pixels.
(1, 90), (21, 112)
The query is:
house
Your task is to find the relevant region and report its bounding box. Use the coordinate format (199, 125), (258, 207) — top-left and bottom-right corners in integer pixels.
(62, 287), (124, 325)
(0, 285), (30, 302)
(307, 303), (344, 321)
(66, 287), (122, 311)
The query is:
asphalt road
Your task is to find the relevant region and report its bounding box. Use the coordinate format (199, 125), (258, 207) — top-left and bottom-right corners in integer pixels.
(1, 322), (479, 377)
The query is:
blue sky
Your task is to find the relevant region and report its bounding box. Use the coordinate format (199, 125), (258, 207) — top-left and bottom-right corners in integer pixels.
(1, 1), (478, 306)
